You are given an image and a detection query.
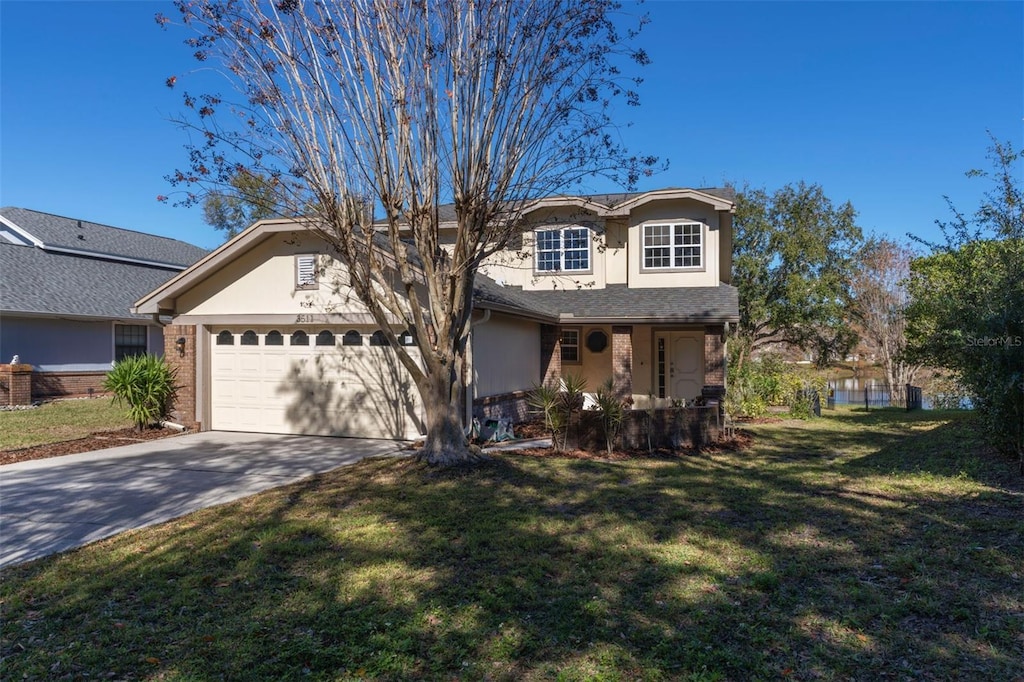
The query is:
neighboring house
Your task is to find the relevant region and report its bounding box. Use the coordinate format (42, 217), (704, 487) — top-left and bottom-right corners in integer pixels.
(0, 208), (208, 401)
(134, 188), (739, 439)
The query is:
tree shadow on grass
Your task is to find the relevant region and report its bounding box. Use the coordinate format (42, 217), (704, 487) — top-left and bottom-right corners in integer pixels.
(2, 414), (1022, 680)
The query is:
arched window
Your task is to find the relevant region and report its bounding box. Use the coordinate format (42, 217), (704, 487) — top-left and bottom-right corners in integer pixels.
(398, 330), (416, 346)
(265, 330), (284, 346)
(240, 330), (259, 346)
(315, 330), (336, 346)
(342, 330), (363, 346)
(216, 331), (234, 345)
(290, 330), (309, 346)
(369, 330), (390, 346)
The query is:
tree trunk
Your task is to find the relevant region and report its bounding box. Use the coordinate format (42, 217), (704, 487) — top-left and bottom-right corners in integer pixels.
(416, 368), (477, 466)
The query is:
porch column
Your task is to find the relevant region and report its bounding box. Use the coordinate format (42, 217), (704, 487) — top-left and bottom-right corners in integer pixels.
(163, 324), (199, 429)
(703, 325), (726, 394)
(540, 324), (562, 388)
(611, 325), (633, 399)
(1, 363), (33, 406)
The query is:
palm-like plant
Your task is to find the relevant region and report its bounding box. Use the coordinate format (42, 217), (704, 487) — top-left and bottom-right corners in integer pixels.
(104, 354), (177, 431)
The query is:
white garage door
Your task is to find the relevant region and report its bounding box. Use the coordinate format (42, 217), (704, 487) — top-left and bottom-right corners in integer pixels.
(210, 328), (423, 439)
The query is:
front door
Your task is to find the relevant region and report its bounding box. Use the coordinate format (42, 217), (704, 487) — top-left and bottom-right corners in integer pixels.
(656, 332), (704, 402)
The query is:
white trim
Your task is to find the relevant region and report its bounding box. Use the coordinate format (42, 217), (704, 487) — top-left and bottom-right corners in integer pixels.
(641, 222), (705, 271)
(534, 226), (591, 273)
(0, 215), (44, 246)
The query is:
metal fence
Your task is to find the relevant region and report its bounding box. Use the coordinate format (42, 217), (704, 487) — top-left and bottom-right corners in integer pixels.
(827, 383), (923, 411)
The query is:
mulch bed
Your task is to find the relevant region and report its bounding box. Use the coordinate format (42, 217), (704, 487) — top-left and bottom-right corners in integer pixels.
(0, 427), (186, 467)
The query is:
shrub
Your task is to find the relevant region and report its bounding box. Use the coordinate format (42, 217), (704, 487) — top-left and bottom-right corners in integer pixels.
(526, 373), (587, 451)
(592, 379), (625, 454)
(104, 354), (177, 430)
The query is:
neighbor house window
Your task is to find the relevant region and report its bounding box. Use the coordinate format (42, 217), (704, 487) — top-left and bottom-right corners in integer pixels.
(643, 223), (702, 269)
(535, 226), (590, 272)
(560, 328), (580, 364)
(115, 324), (148, 360)
(295, 254), (318, 289)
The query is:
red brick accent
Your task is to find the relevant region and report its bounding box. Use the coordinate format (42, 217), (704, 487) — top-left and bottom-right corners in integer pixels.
(32, 371), (109, 399)
(0, 364), (33, 406)
(163, 324), (199, 429)
(611, 326), (633, 398)
(540, 324), (562, 388)
(704, 326), (725, 388)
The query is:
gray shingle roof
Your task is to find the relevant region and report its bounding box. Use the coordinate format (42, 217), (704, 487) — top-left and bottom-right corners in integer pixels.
(0, 207), (208, 267)
(473, 280), (738, 323)
(414, 187), (735, 224)
(1, 242), (186, 320)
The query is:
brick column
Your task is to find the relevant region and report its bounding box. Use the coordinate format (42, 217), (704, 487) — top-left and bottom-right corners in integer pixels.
(540, 324), (562, 388)
(611, 326), (633, 399)
(163, 324), (199, 429)
(1, 364), (34, 406)
(703, 325), (725, 388)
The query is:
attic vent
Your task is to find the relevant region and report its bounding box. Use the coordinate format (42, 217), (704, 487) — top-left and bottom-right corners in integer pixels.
(78, 234), (85, 240)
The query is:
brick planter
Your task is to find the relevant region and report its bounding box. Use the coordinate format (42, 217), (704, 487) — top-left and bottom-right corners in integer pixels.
(571, 406), (720, 451)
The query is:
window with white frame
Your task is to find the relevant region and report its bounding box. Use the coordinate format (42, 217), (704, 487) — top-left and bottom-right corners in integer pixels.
(643, 223), (703, 269)
(560, 328), (580, 363)
(535, 226), (590, 272)
(295, 254), (318, 289)
(115, 324), (147, 361)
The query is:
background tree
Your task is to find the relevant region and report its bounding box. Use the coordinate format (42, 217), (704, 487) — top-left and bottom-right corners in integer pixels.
(161, 0), (656, 464)
(202, 170), (280, 240)
(906, 135), (1023, 472)
(730, 181), (863, 369)
(850, 237), (922, 401)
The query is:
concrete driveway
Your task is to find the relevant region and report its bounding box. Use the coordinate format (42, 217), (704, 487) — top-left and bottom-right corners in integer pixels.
(0, 431), (406, 568)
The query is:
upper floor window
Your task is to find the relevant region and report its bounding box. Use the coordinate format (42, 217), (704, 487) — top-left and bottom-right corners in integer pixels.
(536, 226), (590, 273)
(115, 324), (148, 360)
(295, 254), (318, 290)
(643, 223), (702, 270)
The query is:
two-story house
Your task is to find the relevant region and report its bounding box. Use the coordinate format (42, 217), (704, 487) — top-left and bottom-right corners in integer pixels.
(134, 188), (739, 439)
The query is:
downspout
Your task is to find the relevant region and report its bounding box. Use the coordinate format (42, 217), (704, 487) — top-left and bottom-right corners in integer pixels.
(465, 309), (492, 434)
(150, 313), (167, 328)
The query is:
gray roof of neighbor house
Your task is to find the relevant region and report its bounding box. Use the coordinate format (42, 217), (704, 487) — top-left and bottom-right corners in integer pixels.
(0, 208), (208, 320)
(472, 280), (739, 324)
(0, 207), (208, 267)
(0, 243), (197, 320)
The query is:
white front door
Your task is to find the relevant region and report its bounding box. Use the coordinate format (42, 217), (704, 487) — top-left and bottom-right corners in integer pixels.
(656, 332), (704, 402)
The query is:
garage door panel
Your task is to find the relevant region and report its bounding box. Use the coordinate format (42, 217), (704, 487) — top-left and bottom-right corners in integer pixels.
(210, 329), (423, 439)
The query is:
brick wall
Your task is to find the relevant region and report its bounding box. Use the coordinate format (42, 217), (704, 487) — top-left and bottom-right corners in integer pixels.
(704, 325), (725, 387)
(473, 390), (531, 423)
(163, 324), (199, 429)
(611, 326), (633, 398)
(33, 371), (109, 399)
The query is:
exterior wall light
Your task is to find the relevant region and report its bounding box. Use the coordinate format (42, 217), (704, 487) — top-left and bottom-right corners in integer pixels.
(175, 337), (187, 356)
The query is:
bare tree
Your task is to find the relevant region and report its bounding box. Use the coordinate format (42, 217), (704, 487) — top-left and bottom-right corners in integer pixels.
(851, 237), (922, 399)
(160, 0), (655, 464)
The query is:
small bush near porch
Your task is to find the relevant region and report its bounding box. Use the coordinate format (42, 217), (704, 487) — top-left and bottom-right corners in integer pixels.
(2, 408), (1020, 680)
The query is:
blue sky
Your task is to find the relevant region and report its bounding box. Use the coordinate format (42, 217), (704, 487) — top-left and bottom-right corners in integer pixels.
(1, 1), (1020, 251)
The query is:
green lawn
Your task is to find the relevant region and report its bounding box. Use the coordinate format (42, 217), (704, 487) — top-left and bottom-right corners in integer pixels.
(0, 397), (131, 450)
(1, 408), (1021, 680)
